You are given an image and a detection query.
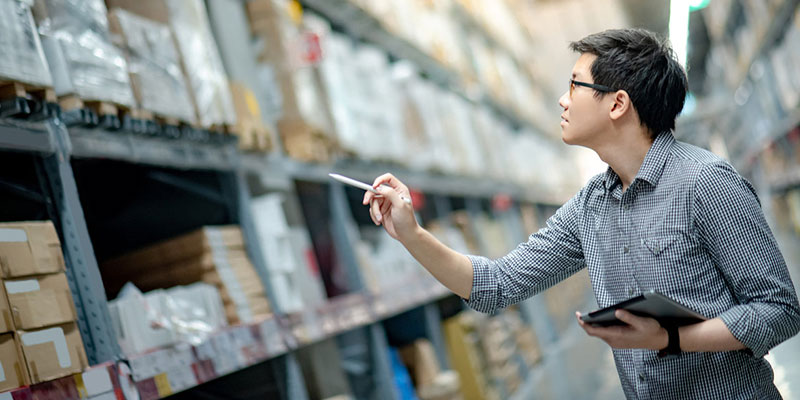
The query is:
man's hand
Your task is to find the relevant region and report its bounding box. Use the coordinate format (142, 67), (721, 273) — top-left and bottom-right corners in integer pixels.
(576, 310), (668, 350)
(362, 173), (419, 242)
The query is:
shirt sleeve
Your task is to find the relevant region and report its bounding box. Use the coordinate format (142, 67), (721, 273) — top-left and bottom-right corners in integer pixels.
(694, 162), (800, 358)
(465, 189), (587, 313)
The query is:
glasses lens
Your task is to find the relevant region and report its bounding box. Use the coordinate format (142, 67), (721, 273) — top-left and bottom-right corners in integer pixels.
(569, 80), (575, 97)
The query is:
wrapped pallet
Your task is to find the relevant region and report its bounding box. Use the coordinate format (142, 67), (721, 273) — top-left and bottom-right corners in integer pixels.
(32, 0), (135, 108)
(102, 226), (271, 325)
(0, 0), (53, 88)
(247, 0), (337, 162)
(164, 0), (236, 128)
(107, 8), (195, 123)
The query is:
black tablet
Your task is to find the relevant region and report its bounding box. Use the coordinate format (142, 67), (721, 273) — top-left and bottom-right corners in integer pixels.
(580, 290), (708, 327)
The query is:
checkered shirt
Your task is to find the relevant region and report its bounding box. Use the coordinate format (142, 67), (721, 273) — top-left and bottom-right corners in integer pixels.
(466, 132), (800, 399)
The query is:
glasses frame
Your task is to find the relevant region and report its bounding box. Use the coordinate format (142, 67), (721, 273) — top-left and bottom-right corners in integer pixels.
(569, 79), (616, 97)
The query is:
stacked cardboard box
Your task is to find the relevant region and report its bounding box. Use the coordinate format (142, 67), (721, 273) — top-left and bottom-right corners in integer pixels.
(250, 194), (327, 312)
(102, 226), (271, 325)
(442, 314), (495, 400)
(246, 0), (337, 162)
(0, 221), (89, 388)
(478, 315), (524, 396)
(399, 339), (463, 400)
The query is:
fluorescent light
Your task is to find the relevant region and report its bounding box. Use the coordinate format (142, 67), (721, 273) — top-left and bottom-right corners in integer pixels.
(669, 0), (690, 68)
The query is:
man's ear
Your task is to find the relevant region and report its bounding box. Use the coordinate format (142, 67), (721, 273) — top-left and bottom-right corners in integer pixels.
(609, 90), (632, 121)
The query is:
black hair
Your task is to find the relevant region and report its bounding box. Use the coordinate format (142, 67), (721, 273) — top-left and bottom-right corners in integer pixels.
(569, 28), (688, 139)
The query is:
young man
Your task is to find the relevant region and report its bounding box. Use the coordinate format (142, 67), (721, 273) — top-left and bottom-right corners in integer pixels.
(363, 28), (800, 398)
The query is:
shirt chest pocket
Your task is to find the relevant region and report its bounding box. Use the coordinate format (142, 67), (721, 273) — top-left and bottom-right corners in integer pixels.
(633, 234), (691, 286)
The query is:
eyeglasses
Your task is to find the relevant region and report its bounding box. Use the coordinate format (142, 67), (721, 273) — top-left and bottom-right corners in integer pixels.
(569, 79), (616, 97)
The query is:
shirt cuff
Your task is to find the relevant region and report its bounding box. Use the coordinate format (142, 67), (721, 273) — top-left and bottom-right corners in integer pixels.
(464, 255), (500, 313)
(718, 304), (775, 358)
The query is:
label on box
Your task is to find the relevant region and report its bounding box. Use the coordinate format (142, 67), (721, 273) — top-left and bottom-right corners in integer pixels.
(81, 366), (113, 395)
(153, 373), (172, 397)
(21, 327), (70, 367)
(5, 280), (40, 294)
(0, 230), (27, 242)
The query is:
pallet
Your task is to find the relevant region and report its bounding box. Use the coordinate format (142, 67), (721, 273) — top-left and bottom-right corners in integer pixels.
(278, 119), (336, 163)
(0, 80), (59, 120)
(230, 120), (272, 152)
(58, 94), (133, 131)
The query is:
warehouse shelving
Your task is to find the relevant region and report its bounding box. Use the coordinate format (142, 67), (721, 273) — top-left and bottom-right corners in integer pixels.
(297, 0), (549, 134)
(0, 113), (574, 398)
(68, 128), (239, 171)
(0, 118), (56, 154)
(728, 0), (800, 91)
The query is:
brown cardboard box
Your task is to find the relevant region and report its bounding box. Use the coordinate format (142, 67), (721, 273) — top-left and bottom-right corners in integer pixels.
(400, 339), (441, 387)
(104, 0), (170, 24)
(0, 333), (29, 391)
(18, 322), (88, 384)
(5, 273), (78, 330)
(229, 81), (272, 151)
(0, 222), (65, 278)
(0, 282), (14, 334)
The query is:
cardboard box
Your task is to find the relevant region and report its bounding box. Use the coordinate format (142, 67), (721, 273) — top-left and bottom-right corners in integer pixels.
(0, 333), (29, 391)
(0, 282), (13, 334)
(400, 339), (441, 387)
(0, 222), (65, 278)
(5, 273), (78, 330)
(104, 0), (170, 23)
(18, 322), (88, 383)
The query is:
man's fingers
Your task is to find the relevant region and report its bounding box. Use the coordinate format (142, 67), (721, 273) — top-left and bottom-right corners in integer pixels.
(377, 186), (408, 208)
(363, 190), (374, 205)
(370, 199), (383, 225)
(372, 173), (409, 194)
(614, 309), (642, 328)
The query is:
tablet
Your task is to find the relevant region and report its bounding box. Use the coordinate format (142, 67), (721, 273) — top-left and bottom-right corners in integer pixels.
(580, 290), (707, 327)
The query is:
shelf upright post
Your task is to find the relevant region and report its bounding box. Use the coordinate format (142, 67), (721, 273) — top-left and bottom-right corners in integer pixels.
(220, 145), (311, 400)
(38, 119), (121, 365)
(328, 181), (400, 400)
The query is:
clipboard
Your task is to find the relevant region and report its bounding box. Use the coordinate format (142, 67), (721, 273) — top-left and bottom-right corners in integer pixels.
(580, 290), (707, 327)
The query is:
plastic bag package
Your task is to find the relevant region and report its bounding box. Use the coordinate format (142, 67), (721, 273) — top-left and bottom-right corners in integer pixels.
(109, 282), (227, 355)
(0, 0), (53, 87)
(109, 9), (195, 122)
(33, 0), (135, 106)
(165, 0), (235, 127)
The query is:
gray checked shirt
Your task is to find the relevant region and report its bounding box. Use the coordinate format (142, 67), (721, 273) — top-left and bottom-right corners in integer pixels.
(466, 132), (800, 399)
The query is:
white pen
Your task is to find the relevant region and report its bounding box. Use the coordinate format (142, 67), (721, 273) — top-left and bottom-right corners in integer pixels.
(328, 173), (412, 204)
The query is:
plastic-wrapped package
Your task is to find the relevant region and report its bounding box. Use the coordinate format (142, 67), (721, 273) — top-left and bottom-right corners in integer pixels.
(0, 0), (52, 87)
(318, 32), (361, 155)
(351, 43), (407, 163)
(164, 283), (227, 345)
(108, 9), (195, 122)
(109, 282), (227, 355)
(33, 0), (135, 106)
(164, 0), (236, 127)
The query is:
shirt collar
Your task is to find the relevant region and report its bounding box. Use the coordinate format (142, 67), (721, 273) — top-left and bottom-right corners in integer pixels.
(603, 132), (675, 190)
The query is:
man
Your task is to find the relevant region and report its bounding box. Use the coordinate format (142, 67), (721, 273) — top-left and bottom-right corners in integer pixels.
(363, 28), (800, 398)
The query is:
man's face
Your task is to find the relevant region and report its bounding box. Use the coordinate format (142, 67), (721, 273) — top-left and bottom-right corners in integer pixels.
(558, 53), (613, 148)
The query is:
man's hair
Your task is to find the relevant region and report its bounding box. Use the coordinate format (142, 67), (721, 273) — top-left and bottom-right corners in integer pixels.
(569, 28), (687, 139)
